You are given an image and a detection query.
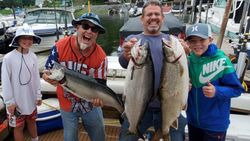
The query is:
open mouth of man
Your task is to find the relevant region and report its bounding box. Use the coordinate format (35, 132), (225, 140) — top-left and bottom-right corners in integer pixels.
(83, 35), (91, 42)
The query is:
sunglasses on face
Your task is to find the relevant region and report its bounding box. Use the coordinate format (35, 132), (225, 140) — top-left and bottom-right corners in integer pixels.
(81, 23), (99, 33)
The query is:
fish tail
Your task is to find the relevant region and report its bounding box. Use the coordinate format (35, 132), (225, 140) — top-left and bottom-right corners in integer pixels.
(162, 133), (171, 141)
(126, 126), (144, 140)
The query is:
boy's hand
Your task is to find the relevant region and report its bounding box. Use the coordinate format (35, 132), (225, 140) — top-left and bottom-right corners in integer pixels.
(91, 98), (104, 107)
(42, 69), (59, 86)
(202, 82), (216, 98)
(7, 104), (16, 116)
(122, 38), (137, 60)
(36, 100), (42, 106)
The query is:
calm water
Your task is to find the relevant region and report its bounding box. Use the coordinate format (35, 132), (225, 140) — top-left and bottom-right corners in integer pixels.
(98, 14), (127, 55)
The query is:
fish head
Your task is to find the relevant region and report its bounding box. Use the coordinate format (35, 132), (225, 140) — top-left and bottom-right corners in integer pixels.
(48, 62), (65, 81)
(130, 39), (149, 65)
(162, 37), (183, 63)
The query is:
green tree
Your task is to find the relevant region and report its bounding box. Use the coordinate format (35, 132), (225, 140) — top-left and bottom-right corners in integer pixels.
(0, 0), (35, 8)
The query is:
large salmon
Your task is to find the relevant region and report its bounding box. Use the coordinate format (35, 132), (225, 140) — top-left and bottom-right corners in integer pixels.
(160, 36), (189, 141)
(48, 62), (124, 113)
(123, 39), (154, 134)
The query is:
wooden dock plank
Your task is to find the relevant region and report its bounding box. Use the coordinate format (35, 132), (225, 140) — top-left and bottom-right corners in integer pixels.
(21, 119), (121, 141)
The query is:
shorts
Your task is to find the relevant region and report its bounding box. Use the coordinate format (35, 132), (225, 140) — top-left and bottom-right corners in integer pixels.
(8, 109), (37, 128)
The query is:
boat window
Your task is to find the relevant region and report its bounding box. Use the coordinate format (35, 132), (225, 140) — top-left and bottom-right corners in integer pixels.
(214, 0), (226, 8)
(24, 10), (74, 25)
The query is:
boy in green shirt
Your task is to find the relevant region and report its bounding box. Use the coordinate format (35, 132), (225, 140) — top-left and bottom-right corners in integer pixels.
(185, 23), (244, 141)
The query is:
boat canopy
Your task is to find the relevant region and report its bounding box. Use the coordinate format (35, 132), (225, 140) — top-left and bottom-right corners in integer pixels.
(119, 13), (186, 38)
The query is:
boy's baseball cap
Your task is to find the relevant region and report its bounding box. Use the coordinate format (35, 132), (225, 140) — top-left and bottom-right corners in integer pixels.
(9, 23), (41, 47)
(72, 12), (106, 34)
(185, 23), (212, 40)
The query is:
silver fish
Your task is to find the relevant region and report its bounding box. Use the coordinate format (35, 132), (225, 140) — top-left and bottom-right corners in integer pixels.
(160, 36), (189, 141)
(123, 39), (153, 134)
(48, 62), (124, 113)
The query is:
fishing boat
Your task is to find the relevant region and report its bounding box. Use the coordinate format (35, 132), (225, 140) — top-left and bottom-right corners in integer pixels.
(0, 35), (15, 54)
(0, 14), (24, 32)
(0, 15), (19, 54)
(200, 0), (250, 38)
(5, 8), (75, 37)
(231, 93), (250, 114)
(25, 8), (75, 36)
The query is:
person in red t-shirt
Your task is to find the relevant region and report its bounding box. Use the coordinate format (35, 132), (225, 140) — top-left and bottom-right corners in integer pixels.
(42, 12), (107, 141)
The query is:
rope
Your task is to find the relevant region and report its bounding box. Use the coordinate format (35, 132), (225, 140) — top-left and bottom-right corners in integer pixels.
(42, 101), (60, 111)
(242, 81), (248, 92)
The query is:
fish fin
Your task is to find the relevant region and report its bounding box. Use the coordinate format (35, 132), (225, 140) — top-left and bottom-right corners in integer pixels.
(179, 63), (184, 77)
(122, 95), (126, 103)
(64, 67), (97, 84)
(126, 131), (137, 136)
(116, 93), (124, 106)
(152, 129), (163, 141)
(162, 132), (171, 141)
(182, 104), (187, 111)
(61, 84), (90, 102)
(126, 127), (145, 139)
(130, 66), (134, 80)
(170, 119), (178, 130)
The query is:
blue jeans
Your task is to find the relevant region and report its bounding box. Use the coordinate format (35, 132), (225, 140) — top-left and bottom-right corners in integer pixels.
(60, 107), (105, 141)
(170, 114), (187, 141)
(188, 124), (226, 141)
(119, 107), (187, 141)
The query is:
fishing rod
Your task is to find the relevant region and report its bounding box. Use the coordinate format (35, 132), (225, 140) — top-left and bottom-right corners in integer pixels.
(230, 33), (250, 84)
(53, 0), (59, 42)
(230, 0), (250, 84)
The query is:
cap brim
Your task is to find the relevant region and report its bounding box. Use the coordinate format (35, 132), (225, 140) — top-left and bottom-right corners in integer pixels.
(72, 19), (106, 34)
(9, 35), (42, 47)
(185, 33), (209, 40)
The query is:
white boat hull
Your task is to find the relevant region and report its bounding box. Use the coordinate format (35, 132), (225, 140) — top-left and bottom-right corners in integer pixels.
(182, 112), (250, 141)
(231, 93), (250, 114)
(200, 8), (237, 38)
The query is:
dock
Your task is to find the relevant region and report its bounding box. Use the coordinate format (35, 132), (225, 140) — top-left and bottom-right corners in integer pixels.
(23, 121), (121, 141)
